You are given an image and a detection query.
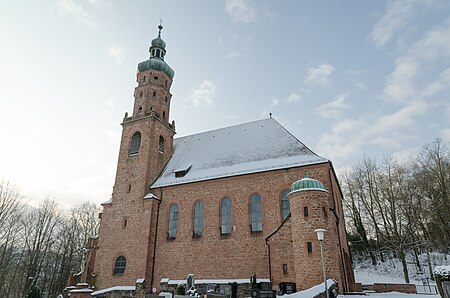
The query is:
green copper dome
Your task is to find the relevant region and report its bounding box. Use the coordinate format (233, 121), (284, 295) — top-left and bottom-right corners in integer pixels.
(138, 59), (174, 79)
(290, 177), (328, 194)
(151, 36), (166, 49)
(137, 24), (174, 79)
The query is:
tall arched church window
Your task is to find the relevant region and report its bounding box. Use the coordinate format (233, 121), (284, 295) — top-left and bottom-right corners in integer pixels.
(221, 198), (232, 235)
(281, 189), (291, 220)
(129, 132), (141, 155)
(250, 194), (263, 232)
(159, 136), (164, 153)
(168, 204), (178, 239)
(113, 256), (126, 275)
(193, 201), (204, 237)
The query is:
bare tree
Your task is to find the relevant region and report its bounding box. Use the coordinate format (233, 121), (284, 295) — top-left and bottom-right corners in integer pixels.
(413, 139), (450, 251)
(0, 180), (25, 297)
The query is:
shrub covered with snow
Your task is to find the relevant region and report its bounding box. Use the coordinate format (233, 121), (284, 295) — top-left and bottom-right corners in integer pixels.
(434, 265), (450, 297)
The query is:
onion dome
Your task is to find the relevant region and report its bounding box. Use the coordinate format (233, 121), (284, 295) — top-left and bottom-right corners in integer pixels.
(151, 35), (166, 49)
(290, 176), (328, 194)
(137, 23), (174, 79)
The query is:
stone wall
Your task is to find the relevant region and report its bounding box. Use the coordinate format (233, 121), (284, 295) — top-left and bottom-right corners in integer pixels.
(152, 163), (354, 294)
(93, 156), (355, 294)
(360, 283), (417, 294)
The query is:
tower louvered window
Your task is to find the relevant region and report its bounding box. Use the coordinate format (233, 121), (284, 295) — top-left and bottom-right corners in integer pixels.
(168, 204), (178, 239)
(221, 198), (232, 235)
(129, 132), (141, 155)
(250, 194), (262, 232)
(281, 189), (291, 220)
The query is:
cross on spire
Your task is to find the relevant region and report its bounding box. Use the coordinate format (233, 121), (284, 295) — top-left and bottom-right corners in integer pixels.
(158, 19), (163, 38)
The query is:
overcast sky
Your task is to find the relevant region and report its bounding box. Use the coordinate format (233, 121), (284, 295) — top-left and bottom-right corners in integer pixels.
(1, 0), (450, 208)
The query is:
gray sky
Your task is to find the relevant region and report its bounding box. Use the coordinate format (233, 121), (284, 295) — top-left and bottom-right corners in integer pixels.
(1, 0), (450, 208)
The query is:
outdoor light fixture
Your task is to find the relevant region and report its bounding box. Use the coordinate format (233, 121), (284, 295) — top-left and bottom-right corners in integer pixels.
(314, 228), (328, 298)
(315, 228), (326, 241)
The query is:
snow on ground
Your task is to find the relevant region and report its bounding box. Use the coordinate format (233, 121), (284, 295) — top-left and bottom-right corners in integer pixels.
(353, 252), (450, 285)
(338, 293), (440, 298)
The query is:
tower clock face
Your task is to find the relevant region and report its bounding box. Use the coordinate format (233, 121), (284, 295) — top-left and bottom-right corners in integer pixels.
(136, 98), (142, 105)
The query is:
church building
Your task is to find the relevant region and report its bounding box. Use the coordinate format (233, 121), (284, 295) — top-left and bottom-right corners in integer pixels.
(87, 25), (355, 297)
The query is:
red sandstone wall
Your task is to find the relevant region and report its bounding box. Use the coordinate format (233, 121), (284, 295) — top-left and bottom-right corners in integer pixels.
(266, 219), (296, 291)
(151, 163), (335, 285)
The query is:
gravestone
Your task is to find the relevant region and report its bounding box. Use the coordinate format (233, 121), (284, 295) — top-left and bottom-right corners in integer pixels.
(279, 282), (296, 295)
(187, 274), (195, 290)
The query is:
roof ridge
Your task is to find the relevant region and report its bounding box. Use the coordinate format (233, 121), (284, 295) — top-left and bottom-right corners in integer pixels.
(174, 118), (274, 140)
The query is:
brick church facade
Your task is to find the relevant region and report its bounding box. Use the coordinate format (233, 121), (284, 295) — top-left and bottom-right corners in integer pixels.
(87, 25), (355, 296)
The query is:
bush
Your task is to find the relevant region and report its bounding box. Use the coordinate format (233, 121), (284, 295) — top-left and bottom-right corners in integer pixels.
(434, 266), (450, 297)
(27, 285), (42, 298)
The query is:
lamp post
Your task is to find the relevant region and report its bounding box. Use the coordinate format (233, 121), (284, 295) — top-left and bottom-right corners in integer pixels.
(315, 229), (328, 298)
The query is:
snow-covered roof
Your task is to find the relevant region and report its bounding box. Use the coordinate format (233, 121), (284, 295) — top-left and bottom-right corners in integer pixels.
(91, 286), (136, 296)
(144, 192), (160, 200)
(162, 278), (271, 285)
(151, 118), (327, 188)
(101, 197), (112, 205)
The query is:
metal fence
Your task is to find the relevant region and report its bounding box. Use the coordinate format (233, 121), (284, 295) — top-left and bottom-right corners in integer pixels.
(416, 284), (438, 295)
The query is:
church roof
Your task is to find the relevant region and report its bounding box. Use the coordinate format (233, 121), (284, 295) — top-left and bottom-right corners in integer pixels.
(150, 118), (328, 188)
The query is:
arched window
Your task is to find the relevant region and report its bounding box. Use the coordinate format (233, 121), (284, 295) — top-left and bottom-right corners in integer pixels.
(137, 107), (142, 115)
(156, 49), (160, 57)
(163, 111), (166, 119)
(113, 256), (126, 275)
(159, 135), (164, 153)
(168, 204), (178, 239)
(250, 194), (263, 232)
(221, 198), (232, 235)
(281, 189), (291, 220)
(193, 201), (204, 237)
(129, 132), (141, 155)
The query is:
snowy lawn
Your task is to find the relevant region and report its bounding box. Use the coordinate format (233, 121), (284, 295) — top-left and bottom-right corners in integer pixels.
(338, 293), (439, 298)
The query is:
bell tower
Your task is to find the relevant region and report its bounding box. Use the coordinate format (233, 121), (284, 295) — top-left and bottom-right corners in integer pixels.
(94, 24), (176, 289)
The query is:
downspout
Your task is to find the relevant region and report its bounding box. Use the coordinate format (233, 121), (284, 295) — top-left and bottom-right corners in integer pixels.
(265, 213), (291, 288)
(265, 238), (272, 287)
(150, 189), (162, 289)
(328, 164), (348, 293)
